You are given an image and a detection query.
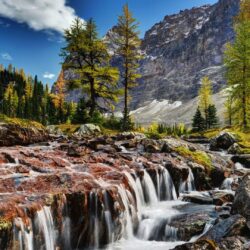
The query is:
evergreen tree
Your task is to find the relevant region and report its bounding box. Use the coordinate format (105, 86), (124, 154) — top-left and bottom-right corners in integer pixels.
(192, 107), (205, 132)
(72, 97), (89, 124)
(198, 76), (213, 129)
(61, 18), (120, 117)
(113, 4), (141, 131)
(207, 105), (218, 129)
(224, 0), (250, 128)
(65, 101), (77, 124)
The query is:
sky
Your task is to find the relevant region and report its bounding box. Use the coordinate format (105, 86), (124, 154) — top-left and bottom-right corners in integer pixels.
(0, 0), (218, 86)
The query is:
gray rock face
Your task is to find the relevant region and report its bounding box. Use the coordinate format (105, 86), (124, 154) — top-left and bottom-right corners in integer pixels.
(130, 0), (239, 108)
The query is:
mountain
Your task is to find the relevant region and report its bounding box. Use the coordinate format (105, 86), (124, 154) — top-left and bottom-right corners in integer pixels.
(129, 0), (239, 109)
(57, 0), (239, 122)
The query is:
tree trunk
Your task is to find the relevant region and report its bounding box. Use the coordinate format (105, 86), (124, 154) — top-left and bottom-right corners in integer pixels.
(242, 64), (247, 129)
(89, 78), (96, 117)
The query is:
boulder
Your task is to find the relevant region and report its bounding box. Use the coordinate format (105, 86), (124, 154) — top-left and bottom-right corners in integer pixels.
(116, 132), (146, 140)
(46, 125), (64, 136)
(0, 123), (49, 146)
(231, 155), (250, 168)
(169, 212), (211, 241)
(201, 214), (246, 242)
(231, 174), (250, 228)
(210, 132), (236, 151)
(74, 124), (101, 137)
(227, 143), (241, 155)
(218, 236), (248, 250)
(173, 239), (219, 250)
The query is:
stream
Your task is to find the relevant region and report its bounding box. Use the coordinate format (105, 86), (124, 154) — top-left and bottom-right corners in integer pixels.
(0, 138), (248, 250)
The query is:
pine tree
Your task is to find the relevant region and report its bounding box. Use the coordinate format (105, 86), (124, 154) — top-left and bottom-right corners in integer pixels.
(72, 97), (89, 124)
(198, 76), (213, 129)
(192, 107), (205, 132)
(61, 18), (120, 117)
(113, 4), (142, 131)
(224, 0), (250, 128)
(207, 105), (218, 129)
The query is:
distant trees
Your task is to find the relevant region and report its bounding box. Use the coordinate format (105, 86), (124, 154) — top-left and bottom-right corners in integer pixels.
(192, 76), (218, 132)
(0, 65), (79, 125)
(112, 4), (142, 131)
(224, 0), (250, 129)
(61, 18), (120, 117)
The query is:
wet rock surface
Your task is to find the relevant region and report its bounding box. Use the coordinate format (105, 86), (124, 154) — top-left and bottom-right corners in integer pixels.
(0, 133), (248, 249)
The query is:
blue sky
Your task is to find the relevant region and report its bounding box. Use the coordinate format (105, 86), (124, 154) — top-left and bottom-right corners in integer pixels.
(0, 0), (218, 86)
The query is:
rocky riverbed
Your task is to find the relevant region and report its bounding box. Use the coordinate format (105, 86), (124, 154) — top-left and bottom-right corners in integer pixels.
(0, 127), (249, 250)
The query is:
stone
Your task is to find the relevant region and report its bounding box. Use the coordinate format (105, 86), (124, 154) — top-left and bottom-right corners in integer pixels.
(201, 214), (246, 242)
(210, 132), (237, 151)
(74, 124), (101, 137)
(231, 174), (250, 228)
(227, 143), (242, 155)
(169, 212), (211, 241)
(181, 194), (213, 205)
(46, 125), (64, 136)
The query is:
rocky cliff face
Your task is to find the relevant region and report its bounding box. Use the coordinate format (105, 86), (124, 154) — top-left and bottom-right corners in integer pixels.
(58, 0), (239, 111)
(131, 0), (239, 108)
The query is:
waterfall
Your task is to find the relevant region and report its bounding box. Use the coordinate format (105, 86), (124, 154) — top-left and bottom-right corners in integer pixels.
(124, 171), (143, 218)
(143, 170), (158, 205)
(161, 168), (177, 200)
(14, 217), (33, 250)
(221, 177), (233, 190)
(164, 225), (178, 241)
(36, 206), (55, 250)
(117, 185), (134, 238)
(179, 168), (195, 193)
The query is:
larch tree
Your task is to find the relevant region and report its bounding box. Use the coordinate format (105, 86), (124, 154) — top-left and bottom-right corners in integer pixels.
(224, 0), (250, 128)
(61, 18), (120, 117)
(113, 4), (142, 131)
(198, 76), (213, 129)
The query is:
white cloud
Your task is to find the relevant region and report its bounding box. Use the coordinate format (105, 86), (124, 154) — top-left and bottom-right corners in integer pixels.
(43, 72), (55, 79)
(1, 53), (12, 61)
(0, 0), (83, 33)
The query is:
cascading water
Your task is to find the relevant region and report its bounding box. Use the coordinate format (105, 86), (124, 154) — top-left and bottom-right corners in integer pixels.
(179, 167), (196, 193)
(13, 218), (33, 250)
(36, 206), (56, 250)
(142, 170), (158, 205)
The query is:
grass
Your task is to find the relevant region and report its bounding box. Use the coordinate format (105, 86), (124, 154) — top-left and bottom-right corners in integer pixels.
(0, 114), (44, 130)
(174, 146), (213, 171)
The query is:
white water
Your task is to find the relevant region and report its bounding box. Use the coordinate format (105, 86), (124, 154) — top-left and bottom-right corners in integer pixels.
(14, 217), (33, 250)
(143, 170), (158, 204)
(36, 206), (55, 250)
(179, 167), (196, 193)
(221, 177), (234, 190)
